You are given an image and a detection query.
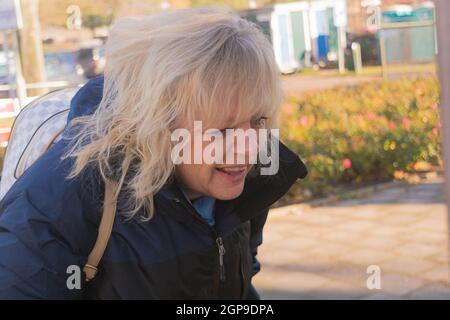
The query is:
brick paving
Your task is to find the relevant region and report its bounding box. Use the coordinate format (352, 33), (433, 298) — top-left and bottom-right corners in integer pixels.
(254, 176), (450, 299)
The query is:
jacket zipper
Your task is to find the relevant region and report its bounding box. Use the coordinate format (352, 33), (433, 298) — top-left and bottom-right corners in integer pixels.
(216, 237), (226, 282)
(237, 242), (247, 299)
(174, 198), (226, 282)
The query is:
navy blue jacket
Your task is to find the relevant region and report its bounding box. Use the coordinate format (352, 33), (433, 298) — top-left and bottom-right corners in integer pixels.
(0, 76), (307, 299)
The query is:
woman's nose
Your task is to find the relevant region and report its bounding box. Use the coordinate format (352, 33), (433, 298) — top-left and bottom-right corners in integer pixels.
(229, 121), (259, 165)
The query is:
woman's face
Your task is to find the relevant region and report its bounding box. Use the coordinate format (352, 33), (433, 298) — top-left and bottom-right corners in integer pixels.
(175, 118), (265, 200)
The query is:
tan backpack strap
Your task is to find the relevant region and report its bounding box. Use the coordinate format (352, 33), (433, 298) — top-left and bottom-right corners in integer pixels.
(83, 179), (119, 282)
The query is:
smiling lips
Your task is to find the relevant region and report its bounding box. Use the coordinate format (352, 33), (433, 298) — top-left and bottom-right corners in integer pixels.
(215, 165), (248, 182)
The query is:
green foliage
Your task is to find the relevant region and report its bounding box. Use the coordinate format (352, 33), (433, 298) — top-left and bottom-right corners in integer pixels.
(281, 77), (441, 200)
(82, 13), (114, 30)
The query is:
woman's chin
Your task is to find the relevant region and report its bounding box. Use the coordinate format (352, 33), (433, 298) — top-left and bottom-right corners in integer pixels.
(210, 184), (245, 200)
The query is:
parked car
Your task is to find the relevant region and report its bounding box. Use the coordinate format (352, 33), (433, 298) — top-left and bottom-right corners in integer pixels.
(0, 50), (16, 99)
(45, 51), (85, 83)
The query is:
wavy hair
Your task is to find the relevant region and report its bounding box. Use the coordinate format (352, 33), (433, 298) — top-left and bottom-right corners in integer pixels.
(63, 6), (285, 220)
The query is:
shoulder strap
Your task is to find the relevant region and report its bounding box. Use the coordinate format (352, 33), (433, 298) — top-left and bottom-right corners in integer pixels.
(83, 179), (119, 282)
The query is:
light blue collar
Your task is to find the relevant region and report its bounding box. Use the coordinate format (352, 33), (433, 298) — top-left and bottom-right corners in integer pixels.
(180, 190), (216, 226)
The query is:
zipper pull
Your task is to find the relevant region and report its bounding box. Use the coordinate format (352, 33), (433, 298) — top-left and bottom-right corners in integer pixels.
(216, 237), (226, 282)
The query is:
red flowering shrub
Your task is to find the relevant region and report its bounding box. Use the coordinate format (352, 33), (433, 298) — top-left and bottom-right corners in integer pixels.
(281, 76), (441, 201)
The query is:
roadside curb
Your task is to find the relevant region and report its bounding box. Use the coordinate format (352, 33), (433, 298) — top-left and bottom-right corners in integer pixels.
(271, 171), (443, 216)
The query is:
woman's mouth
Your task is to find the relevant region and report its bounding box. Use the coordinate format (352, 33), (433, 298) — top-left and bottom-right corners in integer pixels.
(215, 165), (248, 182)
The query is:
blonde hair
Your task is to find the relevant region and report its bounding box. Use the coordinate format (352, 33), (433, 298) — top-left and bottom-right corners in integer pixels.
(64, 6), (285, 220)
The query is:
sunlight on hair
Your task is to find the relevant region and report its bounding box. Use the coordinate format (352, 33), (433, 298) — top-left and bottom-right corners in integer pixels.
(63, 6), (284, 220)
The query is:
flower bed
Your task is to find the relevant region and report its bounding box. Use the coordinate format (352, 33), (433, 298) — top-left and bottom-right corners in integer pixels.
(281, 76), (441, 202)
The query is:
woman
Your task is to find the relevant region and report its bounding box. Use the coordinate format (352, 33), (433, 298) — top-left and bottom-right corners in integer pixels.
(0, 7), (307, 299)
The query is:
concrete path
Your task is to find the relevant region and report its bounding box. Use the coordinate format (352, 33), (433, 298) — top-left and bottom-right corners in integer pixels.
(281, 69), (435, 95)
(254, 176), (450, 299)
(282, 72), (377, 95)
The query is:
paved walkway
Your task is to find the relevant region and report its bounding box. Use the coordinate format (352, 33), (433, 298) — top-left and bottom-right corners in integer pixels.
(254, 176), (450, 299)
(281, 69), (435, 96)
(282, 72), (377, 96)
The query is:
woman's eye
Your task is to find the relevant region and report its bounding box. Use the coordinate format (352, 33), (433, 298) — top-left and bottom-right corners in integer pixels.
(251, 117), (268, 128)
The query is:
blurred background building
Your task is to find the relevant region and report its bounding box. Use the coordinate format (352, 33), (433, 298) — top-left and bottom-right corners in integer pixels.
(0, 0), (438, 97)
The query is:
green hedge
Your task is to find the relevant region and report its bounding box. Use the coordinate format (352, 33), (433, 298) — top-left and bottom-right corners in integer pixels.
(281, 76), (441, 201)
